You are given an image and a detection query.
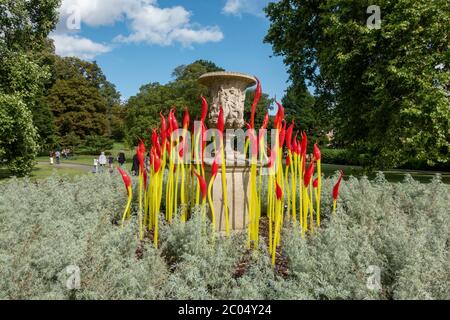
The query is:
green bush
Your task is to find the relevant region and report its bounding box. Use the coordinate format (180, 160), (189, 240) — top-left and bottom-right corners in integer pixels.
(0, 173), (448, 299)
(75, 135), (115, 155)
(321, 148), (366, 166)
(321, 148), (450, 171)
(0, 94), (39, 176)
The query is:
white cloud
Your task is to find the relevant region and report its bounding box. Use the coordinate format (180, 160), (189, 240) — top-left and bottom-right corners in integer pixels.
(168, 27), (224, 47)
(222, 0), (271, 17)
(52, 0), (224, 58)
(50, 34), (111, 60)
(223, 0), (244, 15)
(56, 0), (156, 30)
(114, 5), (223, 46)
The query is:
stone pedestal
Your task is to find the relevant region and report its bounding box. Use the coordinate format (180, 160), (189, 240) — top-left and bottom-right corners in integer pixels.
(199, 71), (257, 232)
(205, 162), (250, 231)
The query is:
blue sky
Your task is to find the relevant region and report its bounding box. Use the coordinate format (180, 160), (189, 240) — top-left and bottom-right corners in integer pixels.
(51, 0), (289, 104)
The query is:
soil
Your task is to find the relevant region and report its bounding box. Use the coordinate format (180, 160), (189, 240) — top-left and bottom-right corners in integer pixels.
(233, 249), (253, 278)
(233, 216), (290, 279)
(135, 227), (156, 260)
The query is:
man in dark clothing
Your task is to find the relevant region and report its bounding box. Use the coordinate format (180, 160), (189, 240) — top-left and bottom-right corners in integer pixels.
(108, 155), (114, 170)
(131, 153), (139, 176)
(117, 152), (126, 167)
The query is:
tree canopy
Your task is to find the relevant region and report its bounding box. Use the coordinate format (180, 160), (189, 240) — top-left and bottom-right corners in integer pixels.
(124, 60), (275, 146)
(265, 0), (450, 168)
(125, 60), (225, 146)
(44, 56), (123, 146)
(0, 0), (60, 176)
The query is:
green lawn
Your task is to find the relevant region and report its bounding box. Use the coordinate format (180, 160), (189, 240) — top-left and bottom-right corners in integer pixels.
(2, 143), (135, 182)
(37, 142), (135, 167)
(2, 141), (449, 184)
(0, 163), (89, 182)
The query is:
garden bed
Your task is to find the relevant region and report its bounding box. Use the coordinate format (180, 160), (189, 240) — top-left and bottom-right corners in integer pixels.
(0, 173), (448, 300)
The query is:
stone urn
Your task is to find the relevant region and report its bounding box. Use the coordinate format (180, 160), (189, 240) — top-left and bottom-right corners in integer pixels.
(198, 71), (257, 232)
(198, 71), (257, 130)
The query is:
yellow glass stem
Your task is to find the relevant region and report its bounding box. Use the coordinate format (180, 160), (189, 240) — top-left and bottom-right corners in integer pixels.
(174, 158), (180, 219)
(121, 187), (132, 227)
(285, 164), (290, 221)
(267, 172), (273, 254)
(302, 185), (308, 237)
(309, 183), (314, 234)
(220, 138), (229, 236)
(138, 172), (144, 240)
(180, 159), (186, 222)
(195, 131), (201, 205)
(317, 160), (321, 226)
(207, 176), (216, 236)
(299, 157), (303, 231)
(154, 170), (160, 248)
(289, 151), (296, 222)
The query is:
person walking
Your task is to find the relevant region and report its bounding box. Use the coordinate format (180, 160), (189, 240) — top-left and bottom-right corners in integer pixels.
(131, 152), (139, 176)
(98, 152), (107, 173)
(92, 158), (98, 174)
(55, 150), (61, 164)
(49, 151), (54, 165)
(117, 152), (126, 167)
(144, 152), (151, 173)
(108, 154), (114, 167)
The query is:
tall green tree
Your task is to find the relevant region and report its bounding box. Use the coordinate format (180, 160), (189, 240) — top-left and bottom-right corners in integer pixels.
(280, 84), (332, 145)
(45, 77), (110, 141)
(0, 0), (60, 176)
(265, 0), (450, 168)
(244, 89), (273, 130)
(31, 39), (59, 151)
(125, 60), (224, 146)
(44, 56), (122, 146)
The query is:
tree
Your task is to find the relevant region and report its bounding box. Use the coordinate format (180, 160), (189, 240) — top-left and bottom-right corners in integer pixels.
(265, 0), (450, 168)
(109, 104), (128, 141)
(169, 60), (225, 121)
(23, 38), (60, 151)
(0, 0), (60, 175)
(44, 56), (122, 146)
(45, 77), (110, 140)
(244, 89), (273, 130)
(0, 94), (39, 176)
(0, 0), (60, 52)
(125, 60), (224, 146)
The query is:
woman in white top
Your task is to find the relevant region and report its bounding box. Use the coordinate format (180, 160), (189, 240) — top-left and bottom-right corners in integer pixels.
(98, 152), (107, 173)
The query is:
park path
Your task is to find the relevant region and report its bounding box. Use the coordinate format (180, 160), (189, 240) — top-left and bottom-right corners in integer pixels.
(37, 162), (92, 172)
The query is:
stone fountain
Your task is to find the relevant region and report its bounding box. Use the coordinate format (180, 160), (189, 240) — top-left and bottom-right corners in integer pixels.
(198, 71), (257, 231)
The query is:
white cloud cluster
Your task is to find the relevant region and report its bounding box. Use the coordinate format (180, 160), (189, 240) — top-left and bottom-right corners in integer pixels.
(50, 34), (111, 60)
(223, 0), (243, 15)
(114, 4), (223, 46)
(52, 0), (223, 59)
(222, 0), (271, 17)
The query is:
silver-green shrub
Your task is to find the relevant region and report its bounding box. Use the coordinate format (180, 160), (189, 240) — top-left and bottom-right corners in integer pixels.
(0, 172), (448, 299)
(0, 173), (167, 299)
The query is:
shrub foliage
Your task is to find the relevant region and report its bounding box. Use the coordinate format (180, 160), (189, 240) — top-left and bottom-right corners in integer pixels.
(0, 173), (448, 299)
